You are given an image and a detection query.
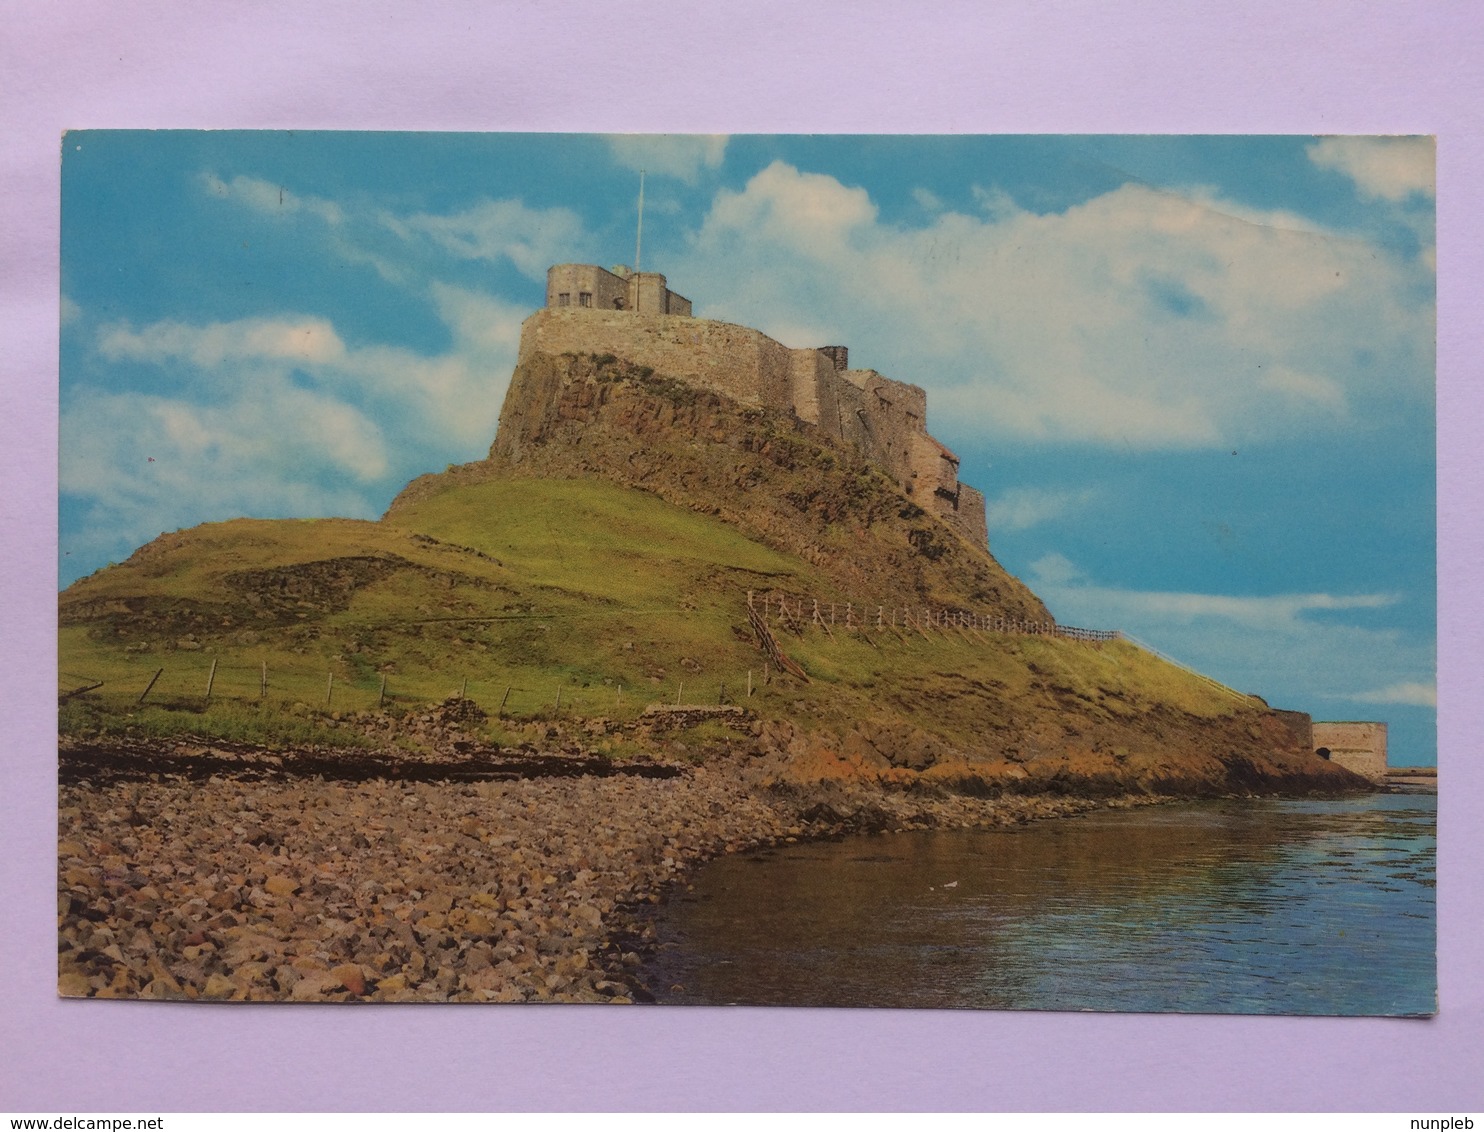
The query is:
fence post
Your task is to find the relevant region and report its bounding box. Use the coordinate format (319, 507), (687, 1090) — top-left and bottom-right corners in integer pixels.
(138, 668), (163, 705)
(325, 672), (334, 706)
(204, 658), (217, 701)
(747, 669), (753, 697)
(378, 674), (387, 708)
(460, 676), (468, 700)
(554, 685), (562, 711)
(260, 661), (268, 700)
(676, 682), (683, 706)
(498, 685), (511, 716)
(719, 681), (726, 705)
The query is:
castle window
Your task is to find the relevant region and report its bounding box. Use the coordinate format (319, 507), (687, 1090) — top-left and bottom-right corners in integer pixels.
(557, 292), (570, 306)
(579, 292), (593, 308)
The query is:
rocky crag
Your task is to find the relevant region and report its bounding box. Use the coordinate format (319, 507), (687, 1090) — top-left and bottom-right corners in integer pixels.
(393, 351), (1046, 618)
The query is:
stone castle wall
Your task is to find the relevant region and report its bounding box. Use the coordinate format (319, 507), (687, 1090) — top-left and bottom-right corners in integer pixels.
(1312, 721), (1388, 782)
(520, 308), (795, 409)
(835, 368), (935, 490)
(955, 484), (990, 548)
(517, 265), (989, 547)
(788, 348), (838, 430)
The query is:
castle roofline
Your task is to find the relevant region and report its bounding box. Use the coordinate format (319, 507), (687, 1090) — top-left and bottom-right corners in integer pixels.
(545, 263), (692, 317)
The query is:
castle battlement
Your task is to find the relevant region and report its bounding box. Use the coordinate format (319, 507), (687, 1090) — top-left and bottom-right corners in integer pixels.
(519, 264), (988, 548)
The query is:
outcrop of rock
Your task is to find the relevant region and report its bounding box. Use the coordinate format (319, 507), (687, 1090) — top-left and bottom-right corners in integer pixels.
(392, 352), (1050, 620)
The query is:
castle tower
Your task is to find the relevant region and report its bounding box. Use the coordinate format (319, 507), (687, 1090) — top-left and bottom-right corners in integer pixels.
(545, 264), (692, 317)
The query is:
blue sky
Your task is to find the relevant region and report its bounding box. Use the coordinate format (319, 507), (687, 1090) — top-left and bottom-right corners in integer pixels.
(59, 132), (1436, 763)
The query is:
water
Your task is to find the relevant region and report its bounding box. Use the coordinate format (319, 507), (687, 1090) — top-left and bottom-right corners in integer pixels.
(646, 793), (1436, 1015)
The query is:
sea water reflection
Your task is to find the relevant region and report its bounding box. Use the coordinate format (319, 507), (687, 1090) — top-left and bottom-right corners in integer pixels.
(646, 793), (1436, 1015)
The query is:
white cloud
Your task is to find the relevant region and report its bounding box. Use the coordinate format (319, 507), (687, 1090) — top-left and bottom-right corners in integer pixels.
(61, 294), (81, 326)
(385, 199), (584, 280)
(703, 162), (876, 256)
(62, 376), (389, 491)
(1257, 364), (1347, 412)
(319, 285), (526, 448)
(65, 288), (528, 570)
(99, 316), (346, 368)
(1307, 136), (1435, 202)
(203, 170), (585, 284)
(60, 374), (389, 569)
(912, 187), (944, 213)
(1106, 588), (1393, 630)
(672, 163), (1433, 451)
(1027, 554), (1396, 631)
(1022, 554), (1432, 711)
(92, 291), (523, 452)
(1350, 682), (1437, 708)
(201, 172), (345, 225)
(984, 487), (1098, 532)
(1026, 551), (1082, 587)
(971, 184), (1020, 221)
(606, 135), (728, 183)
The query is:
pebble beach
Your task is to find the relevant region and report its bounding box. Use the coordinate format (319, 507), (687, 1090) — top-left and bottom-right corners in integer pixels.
(57, 729), (1113, 1003)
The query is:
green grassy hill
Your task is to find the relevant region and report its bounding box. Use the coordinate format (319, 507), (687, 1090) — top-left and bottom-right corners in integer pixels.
(62, 478), (795, 722)
(61, 472), (1354, 795)
(60, 348), (1362, 795)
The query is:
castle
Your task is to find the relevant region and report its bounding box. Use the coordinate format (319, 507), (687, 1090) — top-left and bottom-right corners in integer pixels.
(520, 264), (990, 548)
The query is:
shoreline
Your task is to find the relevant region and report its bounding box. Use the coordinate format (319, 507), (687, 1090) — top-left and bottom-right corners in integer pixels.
(57, 735), (1188, 1004)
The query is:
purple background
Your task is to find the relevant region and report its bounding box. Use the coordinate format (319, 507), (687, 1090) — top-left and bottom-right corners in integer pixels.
(3, 1), (1480, 1112)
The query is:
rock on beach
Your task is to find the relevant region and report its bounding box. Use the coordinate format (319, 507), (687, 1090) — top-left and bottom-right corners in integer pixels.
(57, 754), (1122, 1003)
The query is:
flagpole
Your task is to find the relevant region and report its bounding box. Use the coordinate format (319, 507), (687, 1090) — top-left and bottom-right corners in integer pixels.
(635, 169), (645, 274)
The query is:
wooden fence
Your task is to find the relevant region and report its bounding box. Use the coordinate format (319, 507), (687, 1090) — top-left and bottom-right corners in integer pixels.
(57, 591), (1128, 714)
(59, 662), (765, 716)
(746, 590), (1121, 643)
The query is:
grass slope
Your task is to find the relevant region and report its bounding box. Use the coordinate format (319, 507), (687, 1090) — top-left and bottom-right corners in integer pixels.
(61, 475), (1256, 771)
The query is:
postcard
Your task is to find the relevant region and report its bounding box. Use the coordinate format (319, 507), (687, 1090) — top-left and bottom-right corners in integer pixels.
(57, 132), (1436, 1013)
